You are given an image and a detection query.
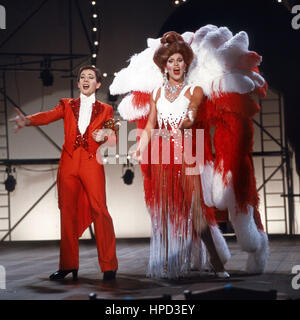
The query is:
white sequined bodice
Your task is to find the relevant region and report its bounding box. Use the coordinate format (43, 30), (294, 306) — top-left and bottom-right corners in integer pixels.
(156, 85), (191, 130)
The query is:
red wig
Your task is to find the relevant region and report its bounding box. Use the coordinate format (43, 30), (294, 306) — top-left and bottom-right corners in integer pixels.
(153, 31), (194, 74)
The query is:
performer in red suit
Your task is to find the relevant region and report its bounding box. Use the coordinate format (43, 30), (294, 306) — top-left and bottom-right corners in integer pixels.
(110, 25), (269, 275)
(9, 65), (118, 281)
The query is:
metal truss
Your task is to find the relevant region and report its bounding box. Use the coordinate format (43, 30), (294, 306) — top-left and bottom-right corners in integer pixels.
(254, 91), (295, 235)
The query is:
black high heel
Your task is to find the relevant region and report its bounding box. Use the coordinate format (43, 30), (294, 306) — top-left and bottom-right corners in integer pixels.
(103, 270), (116, 281)
(49, 269), (78, 281)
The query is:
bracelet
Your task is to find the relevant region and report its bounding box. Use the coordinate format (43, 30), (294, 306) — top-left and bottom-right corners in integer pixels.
(187, 110), (194, 122)
(103, 118), (121, 132)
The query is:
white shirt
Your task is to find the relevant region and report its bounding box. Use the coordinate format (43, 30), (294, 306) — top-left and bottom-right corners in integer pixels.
(78, 93), (95, 135)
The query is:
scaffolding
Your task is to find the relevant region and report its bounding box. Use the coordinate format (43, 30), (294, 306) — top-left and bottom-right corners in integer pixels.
(253, 90), (295, 235)
(0, 0), (100, 241)
(217, 90), (296, 236)
(0, 72), (11, 240)
(0, 1), (297, 240)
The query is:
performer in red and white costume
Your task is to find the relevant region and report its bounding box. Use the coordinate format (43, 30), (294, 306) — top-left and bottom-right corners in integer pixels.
(10, 65), (118, 281)
(110, 24), (269, 275)
(111, 32), (231, 279)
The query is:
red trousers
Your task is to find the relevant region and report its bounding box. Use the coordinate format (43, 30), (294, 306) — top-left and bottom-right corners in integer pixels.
(58, 147), (118, 272)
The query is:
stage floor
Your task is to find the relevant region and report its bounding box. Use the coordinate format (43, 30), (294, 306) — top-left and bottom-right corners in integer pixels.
(0, 237), (299, 300)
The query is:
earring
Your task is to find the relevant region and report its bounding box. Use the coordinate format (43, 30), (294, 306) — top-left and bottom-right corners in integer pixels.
(163, 69), (168, 84)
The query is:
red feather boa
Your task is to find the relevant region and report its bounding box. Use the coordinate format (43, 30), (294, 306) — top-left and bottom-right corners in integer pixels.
(207, 93), (264, 230)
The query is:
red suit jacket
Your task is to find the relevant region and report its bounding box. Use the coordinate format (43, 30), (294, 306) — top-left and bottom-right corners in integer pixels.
(27, 97), (115, 236)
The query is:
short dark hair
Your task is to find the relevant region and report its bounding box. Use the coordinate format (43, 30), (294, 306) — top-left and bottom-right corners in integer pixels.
(77, 65), (102, 83)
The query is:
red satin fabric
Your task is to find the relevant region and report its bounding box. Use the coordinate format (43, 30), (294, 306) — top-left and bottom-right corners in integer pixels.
(57, 147), (118, 271)
(27, 98), (118, 270)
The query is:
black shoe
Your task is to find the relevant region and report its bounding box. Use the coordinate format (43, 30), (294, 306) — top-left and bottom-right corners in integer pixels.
(49, 269), (78, 281)
(103, 270), (116, 281)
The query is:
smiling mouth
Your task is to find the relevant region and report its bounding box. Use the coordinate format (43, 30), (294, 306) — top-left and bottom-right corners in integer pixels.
(83, 84), (90, 89)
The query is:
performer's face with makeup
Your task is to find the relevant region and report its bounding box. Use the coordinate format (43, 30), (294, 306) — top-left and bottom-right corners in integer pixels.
(165, 53), (186, 83)
(78, 69), (101, 97)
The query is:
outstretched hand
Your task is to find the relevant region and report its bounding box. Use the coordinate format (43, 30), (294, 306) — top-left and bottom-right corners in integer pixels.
(128, 149), (142, 163)
(8, 108), (29, 133)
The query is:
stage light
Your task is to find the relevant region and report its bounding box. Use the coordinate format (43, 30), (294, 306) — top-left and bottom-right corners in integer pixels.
(114, 72), (117, 76)
(173, 0), (188, 6)
(103, 72), (107, 77)
(39, 58), (54, 86)
(4, 175), (16, 192)
(4, 168), (16, 192)
(40, 69), (54, 86)
(122, 164), (134, 185)
(90, 1), (99, 65)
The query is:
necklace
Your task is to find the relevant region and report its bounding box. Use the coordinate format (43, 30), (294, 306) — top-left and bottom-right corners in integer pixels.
(164, 81), (185, 102)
